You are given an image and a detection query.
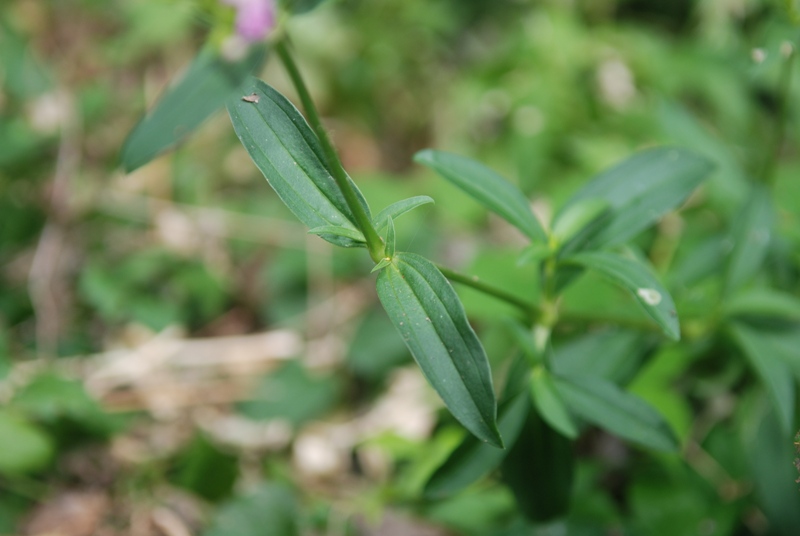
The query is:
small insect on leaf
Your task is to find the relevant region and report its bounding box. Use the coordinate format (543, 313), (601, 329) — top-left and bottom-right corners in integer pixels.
(241, 92), (260, 103)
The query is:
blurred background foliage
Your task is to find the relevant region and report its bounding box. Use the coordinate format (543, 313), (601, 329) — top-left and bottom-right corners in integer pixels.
(1, 0), (799, 534)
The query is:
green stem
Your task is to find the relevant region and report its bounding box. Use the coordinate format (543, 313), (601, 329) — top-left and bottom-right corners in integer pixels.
(275, 39), (385, 262)
(761, 41), (795, 185)
(436, 264), (539, 318)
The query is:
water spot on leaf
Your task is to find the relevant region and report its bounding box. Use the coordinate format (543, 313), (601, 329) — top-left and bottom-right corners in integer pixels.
(637, 287), (662, 306)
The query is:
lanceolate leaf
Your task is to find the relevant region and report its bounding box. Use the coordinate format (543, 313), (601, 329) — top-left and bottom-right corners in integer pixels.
(725, 184), (775, 294)
(723, 288), (800, 322)
(553, 375), (678, 451)
(307, 225), (365, 243)
(729, 323), (795, 435)
(376, 253), (501, 446)
(414, 150), (546, 242)
(425, 392), (528, 498)
(564, 251), (680, 340)
(227, 78), (371, 248)
(530, 367), (578, 439)
(502, 407), (575, 522)
(557, 147), (713, 248)
(123, 46), (266, 172)
(372, 196), (434, 231)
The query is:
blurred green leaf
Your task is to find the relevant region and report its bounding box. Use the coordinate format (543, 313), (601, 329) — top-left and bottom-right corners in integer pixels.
(564, 251), (680, 340)
(122, 45), (266, 171)
(552, 329), (651, 384)
(376, 252), (501, 447)
(11, 373), (118, 436)
(0, 410), (53, 475)
(414, 149), (546, 242)
(724, 184), (775, 293)
(228, 78), (371, 248)
(239, 361), (340, 426)
(280, 0), (328, 14)
(203, 483), (298, 536)
(558, 147), (713, 248)
(723, 288), (800, 322)
(530, 366), (578, 439)
(728, 323), (795, 435)
(346, 312), (410, 381)
(553, 375), (679, 452)
(425, 392), (528, 499)
(501, 407), (574, 522)
(372, 195), (434, 231)
(173, 434), (238, 502)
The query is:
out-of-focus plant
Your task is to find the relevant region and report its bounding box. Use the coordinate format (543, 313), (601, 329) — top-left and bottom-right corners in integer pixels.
(115, 0), (800, 533)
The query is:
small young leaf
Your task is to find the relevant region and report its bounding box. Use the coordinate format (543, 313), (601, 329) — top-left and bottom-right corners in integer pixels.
(530, 367), (578, 439)
(725, 184), (775, 293)
(385, 217), (396, 258)
(228, 78), (371, 248)
(516, 242), (550, 267)
(551, 198), (610, 246)
(122, 46), (266, 172)
(307, 225), (365, 243)
(376, 253), (501, 447)
(728, 323), (795, 435)
(372, 196), (434, 231)
(370, 257), (392, 273)
(564, 251), (680, 340)
(414, 149), (546, 242)
(557, 147), (713, 248)
(553, 375), (679, 451)
(502, 407), (575, 522)
(425, 392), (529, 499)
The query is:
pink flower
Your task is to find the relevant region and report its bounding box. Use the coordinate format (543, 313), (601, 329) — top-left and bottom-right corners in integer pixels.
(222, 0), (276, 42)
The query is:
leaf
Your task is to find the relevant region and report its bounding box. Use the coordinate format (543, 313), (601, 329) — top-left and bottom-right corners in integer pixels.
(0, 410), (53, 475)
(516, 242), (550, 267)
(723, 288), (800, 322)
(553, 375), (679, 451)
(376, 252), (501, 447)
(227, 78), (371, 248)
(728, 323), (795, 435)
(372, 196), (434, 231)
(370, 257), (392, 273)
(725, 184), (775, 293)
(280, 0), (328, 14)
(552, 329), (651, 384)
(385, 217), (396, 258)
(558, 147), (713, 248)
(551, 198), (610, 249)
(501, 407), (575, 522)
(424, 392), (529, 498)
(203, 483), (298, 536)
(122, 46), (266, 172)
(414, 149), (546, 242)
(564, 251), (680, 340)
(530, 367), (578, 439)
(307, 225), (365, 243)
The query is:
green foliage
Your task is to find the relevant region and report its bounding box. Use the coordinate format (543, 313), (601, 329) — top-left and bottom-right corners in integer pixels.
(0, 411), (54, 475)
(122, 45), (266, 171)
(227, 78), (371, 248)
(203, 484), (299, 536)
(5, 0), (800, 533)
(376, 253), (501, 447)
